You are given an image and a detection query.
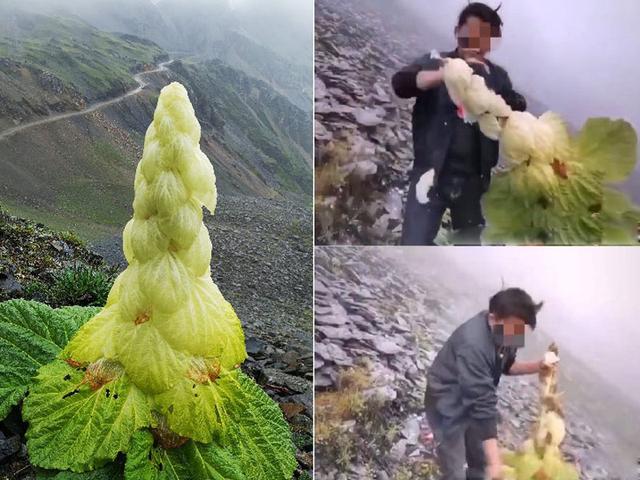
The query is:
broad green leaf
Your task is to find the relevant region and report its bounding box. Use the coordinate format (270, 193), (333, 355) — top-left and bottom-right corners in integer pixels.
(124, 430), (246, 480)
(601, 188), (640, 245)
(23, 360), (153, 472)
(52, 306), (102, 342)
(153, 372), (296, 478)
(482, 173), (535, 245)
(221, 372), (297, 480)
(0, 300), (99, 420)
(574, 118), (637, 182)
(36, 462), (123, 480)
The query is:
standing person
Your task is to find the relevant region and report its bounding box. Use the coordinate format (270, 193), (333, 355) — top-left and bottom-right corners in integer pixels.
(392, 2), (527, 246)
(423, 288), (559, 479)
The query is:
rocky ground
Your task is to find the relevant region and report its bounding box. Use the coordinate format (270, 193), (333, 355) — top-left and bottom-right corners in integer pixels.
(314, 0), (425, 245)
(0, 199), (313, 479)
(314, 247), (618, 480)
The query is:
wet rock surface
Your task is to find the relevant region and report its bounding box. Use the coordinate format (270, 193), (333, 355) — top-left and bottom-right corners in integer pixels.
(315, 0), (425, 245)
(314, 247), (617, 480)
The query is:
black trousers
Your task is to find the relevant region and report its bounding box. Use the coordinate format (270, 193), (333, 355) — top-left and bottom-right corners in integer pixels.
(425, 405), (487, 480)
(401, 173), (485, 246)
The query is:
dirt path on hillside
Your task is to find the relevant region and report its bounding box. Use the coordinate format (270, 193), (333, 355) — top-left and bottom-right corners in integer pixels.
(0, 60), (174, 142)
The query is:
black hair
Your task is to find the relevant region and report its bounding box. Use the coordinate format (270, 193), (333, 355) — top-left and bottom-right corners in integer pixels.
(458, 2), (503, 35)
(489, 288), (543, 329)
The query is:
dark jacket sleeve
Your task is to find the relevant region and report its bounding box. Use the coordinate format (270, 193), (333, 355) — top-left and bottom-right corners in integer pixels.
(497, 69), (527, 112)
(392, 54), (442, 99)
(455, 345), (498, 440)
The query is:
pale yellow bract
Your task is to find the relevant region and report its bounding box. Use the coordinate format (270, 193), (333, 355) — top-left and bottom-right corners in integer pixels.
(502, 345), (579, 480)
(442, 58), (572, 168)
(63, 82), (247, 400)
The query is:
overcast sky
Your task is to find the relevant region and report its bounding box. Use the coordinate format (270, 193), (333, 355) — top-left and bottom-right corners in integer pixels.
(400, 0), (640, 135)
(412, 246), (640, 404)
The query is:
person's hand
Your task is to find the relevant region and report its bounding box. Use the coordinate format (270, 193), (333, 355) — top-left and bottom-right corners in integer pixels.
(539, 351), (560, 372)
(416, 67), (444, 90)
(486, 463), (504, 479)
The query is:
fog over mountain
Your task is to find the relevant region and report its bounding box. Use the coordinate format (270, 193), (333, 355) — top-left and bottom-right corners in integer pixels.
(408, 247), (640, 409)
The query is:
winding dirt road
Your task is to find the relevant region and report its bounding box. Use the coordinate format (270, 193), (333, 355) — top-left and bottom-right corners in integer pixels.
(0, 59), (174, 142)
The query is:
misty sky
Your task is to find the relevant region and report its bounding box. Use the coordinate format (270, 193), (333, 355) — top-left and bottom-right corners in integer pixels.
(400, 0), (640, 135)
(416, 247), (640, 403)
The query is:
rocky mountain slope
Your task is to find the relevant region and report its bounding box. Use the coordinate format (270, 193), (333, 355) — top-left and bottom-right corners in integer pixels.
(315, 247), (636, 480)
(0, 5), (311, 242)
(0, 5), (166, 131)
(205, 30), (312, 112)
(14, 0), (312, 113)
(314, 0), (425, 245)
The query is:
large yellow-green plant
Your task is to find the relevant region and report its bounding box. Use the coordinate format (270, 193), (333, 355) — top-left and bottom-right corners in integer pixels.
(0, 82), (296, 479)
(502, 344), (579, 480)
(440, 58), (639, 245)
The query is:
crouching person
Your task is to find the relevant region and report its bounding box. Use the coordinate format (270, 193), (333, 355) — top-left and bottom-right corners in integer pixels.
(424, 288), (558, 479)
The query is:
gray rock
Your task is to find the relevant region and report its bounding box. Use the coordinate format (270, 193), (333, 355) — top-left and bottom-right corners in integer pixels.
(0, 434), (21, 462)
(257, 368), (310, 394)
(0, 269), (22, 296)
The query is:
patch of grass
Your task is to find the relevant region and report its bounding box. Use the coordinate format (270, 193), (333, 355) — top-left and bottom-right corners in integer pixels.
(36, 262), (117, 307)
(91, 141), (131, 171)
(0, 198), (119, 242)
(58, 230), (85, 248)
(315, 365), (372, 470)
(292, 432), (313, 451)
(57, 180), (131, 228)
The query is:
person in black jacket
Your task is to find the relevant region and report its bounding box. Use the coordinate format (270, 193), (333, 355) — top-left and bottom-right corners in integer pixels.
(424, 288), (559, 479)
(391, 3), (527, 246)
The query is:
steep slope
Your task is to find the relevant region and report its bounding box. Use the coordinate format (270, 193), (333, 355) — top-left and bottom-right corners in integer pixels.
(314, 247), (638, 480)
(0, 6), (166, 130)
(169, 59), (312, 196)
(20, 0), (313, 113)
(207, 31), (311, 112)
(1, 58), (310, 242)
(0, 63), (311, 241)
(3, 0), (176, 49)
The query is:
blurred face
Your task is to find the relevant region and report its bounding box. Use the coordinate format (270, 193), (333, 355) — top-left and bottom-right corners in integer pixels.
(489, 314), (527, 347)
(455, 15), (501, 56)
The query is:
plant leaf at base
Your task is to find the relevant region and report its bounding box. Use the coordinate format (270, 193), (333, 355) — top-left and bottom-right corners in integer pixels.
(36, 462), (124, 480)
(0, 300), (99, 420)
(127, 373), (296, 480)
(221, 372), (297, 480)
(124, 430), (247, 480)
(23, 360), (153, 472)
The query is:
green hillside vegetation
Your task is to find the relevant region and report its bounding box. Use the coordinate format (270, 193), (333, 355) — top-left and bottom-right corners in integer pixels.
(209, 31), (312, 112)
(0, 5), (310, 242)
(171, 59), (312, 196)
(0, 7), (165, 100)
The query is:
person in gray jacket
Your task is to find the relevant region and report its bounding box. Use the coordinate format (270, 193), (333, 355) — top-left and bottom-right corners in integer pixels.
(424, 288), (558, 479)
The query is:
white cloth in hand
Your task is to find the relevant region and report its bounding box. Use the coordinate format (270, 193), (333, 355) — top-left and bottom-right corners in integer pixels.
(415, 170), (434, 205)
